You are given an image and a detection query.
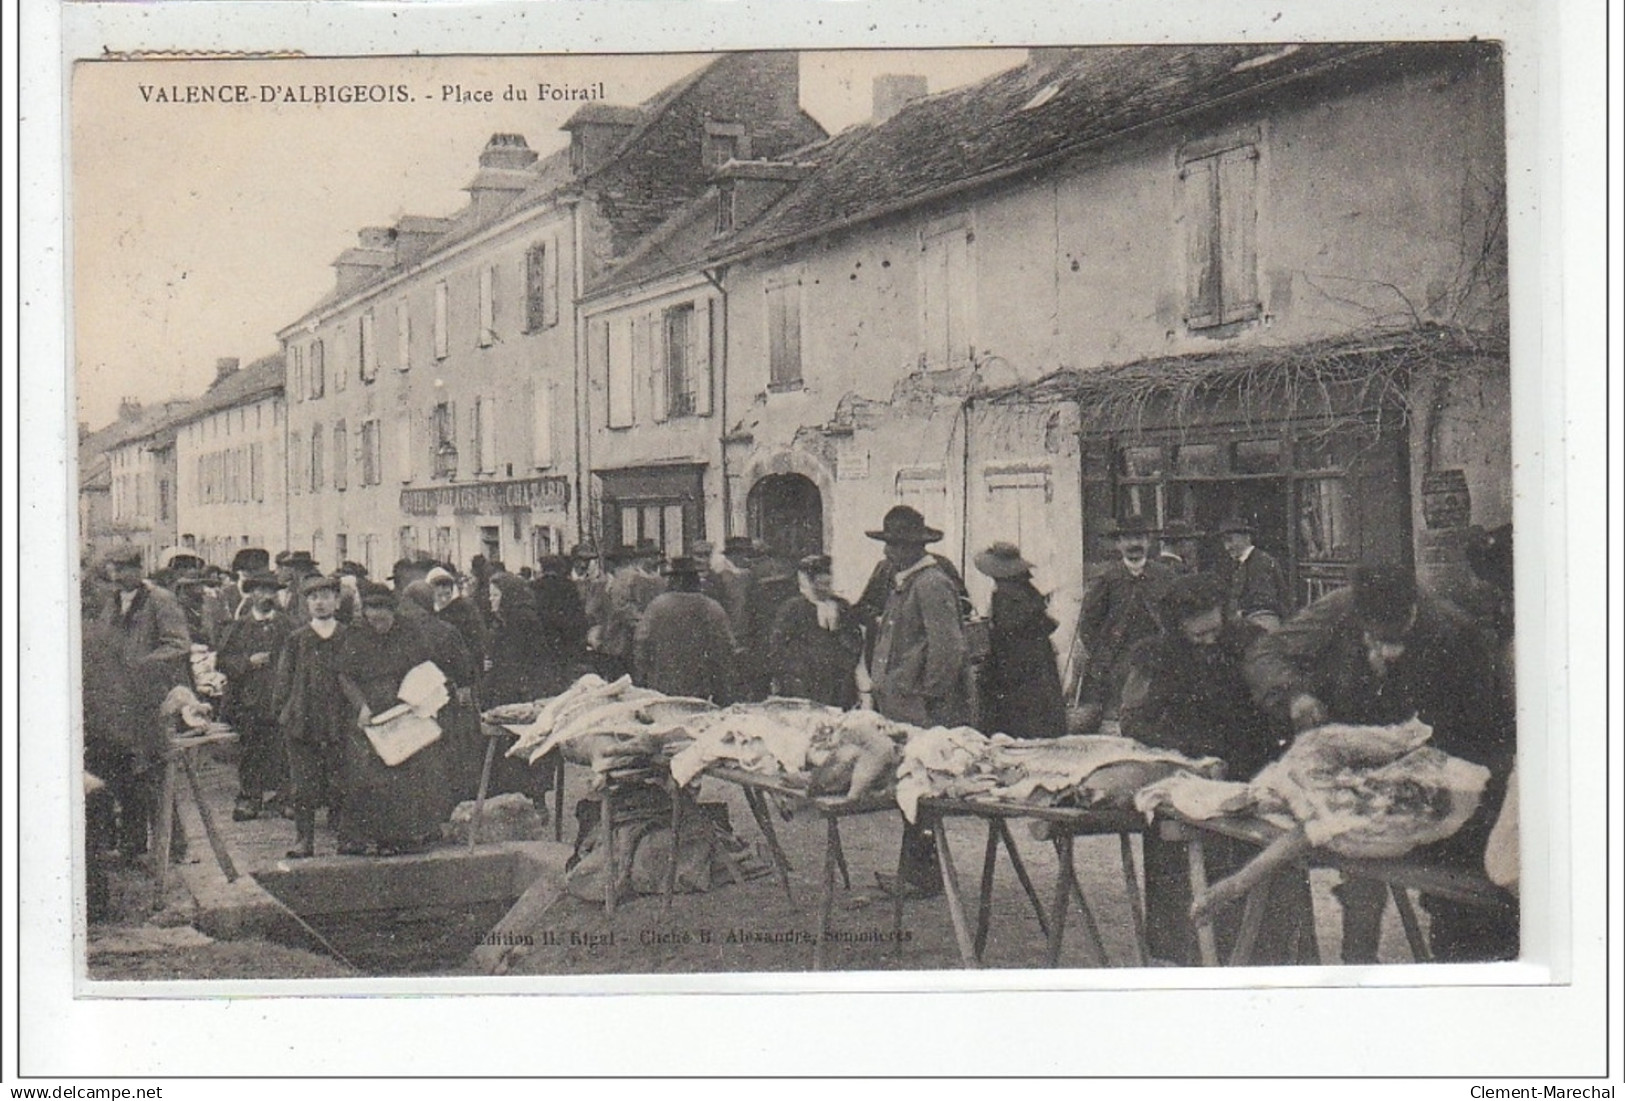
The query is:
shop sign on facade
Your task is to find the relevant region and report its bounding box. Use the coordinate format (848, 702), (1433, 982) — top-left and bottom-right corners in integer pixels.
(401, 475), (570, 517)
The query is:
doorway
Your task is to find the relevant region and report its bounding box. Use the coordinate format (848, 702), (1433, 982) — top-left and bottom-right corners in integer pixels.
(747, 474), (823, 560)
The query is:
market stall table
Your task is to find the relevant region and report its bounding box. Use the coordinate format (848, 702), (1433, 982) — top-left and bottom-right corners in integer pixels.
(702, 765), (897, 970)
(153, 728), (241, 909)
(1158, 807), (1513, 966)
(477, 723), (567, 847)
(910, 796), (1150, 970)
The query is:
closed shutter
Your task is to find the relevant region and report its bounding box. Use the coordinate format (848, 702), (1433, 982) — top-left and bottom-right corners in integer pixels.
(1217, 146), (1260, 323)
(434, 281), (449, 358)
(607, 319), (634, 428)
(479, 266), (496, 346)
(545, 241), (561, 328)
(646, 312), (667, 423)
(333, 421), (348, 491)
(478, 396), (498, 474)
(396, 303), (411, 371)
(397, 413), (414, 483)
(1181, 155), (1221, 328)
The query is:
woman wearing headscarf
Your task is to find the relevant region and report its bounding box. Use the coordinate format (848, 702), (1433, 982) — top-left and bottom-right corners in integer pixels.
(768, 554), (864, 708)
(973, 543), (1066, 740)
(333, 582), (454, 855)
(400, 581), (483, 805)
(427, 566), (489, 680)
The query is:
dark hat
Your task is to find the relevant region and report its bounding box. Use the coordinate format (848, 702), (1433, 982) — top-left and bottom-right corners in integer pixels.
(281, 550), (318, 573)
(569, 542), (599, 562)
(1352, 563), (1419, 640)
(631, 541), (660, 562)
(723, 535), (758, 558)
(103, 543), (143, 568)
(1104, 514), (1155, 538)
(974, 542), (1034, 580)
(1159, 519), (1200, 540)
(661, 555), (701, 577)
(336, 560), (369, 579)
(158, 547), (206, 573)
(231, 547), (271, 573)
(1216, 515), (1256, 535)
(797, 554), (833, 577)
(359, 580), (398, 607)
(1158, 572), (1226, 624)
(241, 570), (285, 593)
(866, 506), (943, 545)
(300, 574), (341, 597)
(390, 557), (427, 583)
(538, 555), (570, 577)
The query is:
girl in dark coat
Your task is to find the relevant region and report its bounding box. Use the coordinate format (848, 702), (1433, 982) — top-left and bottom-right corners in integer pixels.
(769, 555), (863, 709)
(973, 543), (1066, 740)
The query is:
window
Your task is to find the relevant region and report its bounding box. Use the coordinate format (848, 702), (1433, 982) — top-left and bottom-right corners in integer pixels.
(920, 218), (975, 368)
(433, 281), (449, 359)
(289, 432), (304, 494)
(605, 319), (634, 428)
(432, 402), (458, 479)
(396, 303), (411, 371)
(332, 420), (348, 491)
(359, 419), (382, 486)
(335, 533), (348, 564)
(158, 478), (171, 522)
(361, 534), (378, 577)
(618, 502), (687, 558)
(532, 382), (554, 468)
(703, 121), (747, 168)
(290, 345), (305, 403)
(478, 266), (496, 346)
(309, 339), (325, 398)
(309, 424), (324, 491)
(474, 397), (497, 474)
(766, 278), (802, 389)
(359, 311), (378, 381)
(1180, 141), (1260, 329)
(250, 442), (264, 501)
(525, 241), (559, 331)
(333, 329), (347, 392)
(399, 526), (416, 560)
(662, 304), (694, 418)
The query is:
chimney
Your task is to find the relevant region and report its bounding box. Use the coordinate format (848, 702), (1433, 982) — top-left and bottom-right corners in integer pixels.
(562, 105), (642, 177)
(466, 133), (538, 220)
(332, 227), (397, 295)
(213, 357), (240, 386)
(118, 397), (143, 422)
(714, 159), (815, 234)
(873, 74), (928, 124)
(393, 215), (454, 266)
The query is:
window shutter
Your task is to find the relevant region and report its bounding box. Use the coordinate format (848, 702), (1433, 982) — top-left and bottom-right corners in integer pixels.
(434, 281), (449, 358)
(398, 413), (413, 483)
(479, 397), (498, 474)
(647, 312), (668, 423)
(692, 297), (712, 415)
(333, 421), (348, 490)
(1218, 147), (1260, 323)
(397, 304), (411, 371)
(533, 382), (554, 468)
(1181, 155), (1221, 328)
(479, 266), (496, 345)
(607, 319), (633, 428)
(545, 241), (561, 328)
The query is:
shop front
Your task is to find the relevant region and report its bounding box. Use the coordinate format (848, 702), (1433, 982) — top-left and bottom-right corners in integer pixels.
(594, 463), (707, 558)
(400, 474), (571, 572)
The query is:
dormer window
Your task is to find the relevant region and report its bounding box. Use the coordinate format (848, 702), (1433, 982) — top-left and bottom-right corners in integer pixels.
(715, 183), (736, 234)
(704, 121), (747, 169)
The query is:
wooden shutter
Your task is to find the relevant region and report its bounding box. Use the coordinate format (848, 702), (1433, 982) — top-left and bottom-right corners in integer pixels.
(691, 297), (712, 415)
(768, 281), (801, 387)
(646, 312), (667, 423)
(545, 241), (561, 328)
(333, 421), (348, 490)
(1181, 155), (1221, 328)
(397, 412), (414, 483)
(607, 319), (634, 428)
(1217, 146), (1260, 323)
(479, 266), (496, 345)
(396, 303), (411, 371)
(434, 281), (449, 358)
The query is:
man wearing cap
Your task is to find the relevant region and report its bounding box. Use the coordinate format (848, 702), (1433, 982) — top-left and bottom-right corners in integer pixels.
(634, 557), (736, 703)
(217, 571), (295, 821)
(1218, 516), (1288, 631)
(600, 540), (665, 679)
(1245, 563), (1517, 962)
(1073, 515), (1176, 725)
(1157, 519), (1202, 575)
(1121, 573), (1291, 963)
(569, 543), (610, 657)
(274, 575), (352, 857)
(866, 506), (969, 898)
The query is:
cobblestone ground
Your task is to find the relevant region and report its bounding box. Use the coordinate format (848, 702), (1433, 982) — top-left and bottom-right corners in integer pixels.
(87, 745), (1421, 980)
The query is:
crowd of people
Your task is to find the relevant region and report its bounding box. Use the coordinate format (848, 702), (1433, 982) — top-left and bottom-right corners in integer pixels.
(80, 503), (1517, 966)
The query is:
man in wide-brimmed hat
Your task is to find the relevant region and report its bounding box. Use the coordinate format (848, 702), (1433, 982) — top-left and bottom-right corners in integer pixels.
(865, 505), (969, 899)
(1073, 513), (1176, 726)
(217, 570), (294, 821)
(632, 557), (735, 702)
(1217, 515), (1287, 631)
(973, 542), (1066, 741)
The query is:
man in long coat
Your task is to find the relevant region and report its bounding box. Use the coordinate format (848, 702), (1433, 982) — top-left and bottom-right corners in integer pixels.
(99, 544), (193, 859)
(274, 575), (352, 857)
(1218, 516), (1289, 631)
(635, 557), (736, 703)
(866, 506), (968, 898)
(1074, 514), (1175, 723)
(217, 571), (294, 820)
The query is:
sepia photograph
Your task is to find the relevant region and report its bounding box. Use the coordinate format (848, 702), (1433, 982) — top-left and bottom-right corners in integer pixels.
(63, 37), (1536, 991)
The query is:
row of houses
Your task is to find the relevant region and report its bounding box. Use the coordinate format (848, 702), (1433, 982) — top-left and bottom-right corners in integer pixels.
(83, 43), (1511, 642)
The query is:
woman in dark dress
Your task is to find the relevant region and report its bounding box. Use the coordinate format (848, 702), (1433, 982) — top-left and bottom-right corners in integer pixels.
(972, 543), (1067, 739)
(531, 555), (590, 694)
(768, 554), (864, 708)
(400, 581), (484, 806)
(479, 571), (555, 807)
(333, 583), (454, 855)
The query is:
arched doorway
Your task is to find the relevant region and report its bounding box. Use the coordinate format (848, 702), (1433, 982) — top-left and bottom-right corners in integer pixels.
(747, 474), (823, 560)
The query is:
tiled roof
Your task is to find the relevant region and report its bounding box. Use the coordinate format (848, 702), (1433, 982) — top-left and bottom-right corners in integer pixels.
(721, 42), (1467, 258)
(171, 353), (285, 426)
(76, 399), (194, 489)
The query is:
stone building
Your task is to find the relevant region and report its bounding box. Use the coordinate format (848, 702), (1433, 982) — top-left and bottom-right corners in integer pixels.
(172, 355), (288, 566)
(277, 52), (824, 573)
